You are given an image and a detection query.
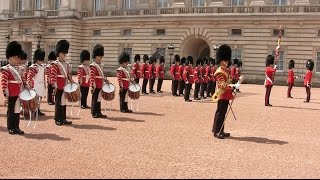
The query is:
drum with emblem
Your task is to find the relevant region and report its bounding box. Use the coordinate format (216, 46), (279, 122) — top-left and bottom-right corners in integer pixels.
(64, 83), (81, 103)
(19, 89), (38, 112)
(101, 83), (115, 101)
(128, 84), (141, 100)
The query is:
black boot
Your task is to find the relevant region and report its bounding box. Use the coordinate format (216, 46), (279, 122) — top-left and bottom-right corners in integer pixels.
(124, 102), (133, 113)
(61, 106), (72, 125)
(14, 113), (24, 135)
(38, 108), (45, 116)
(97, 102), (107, 118)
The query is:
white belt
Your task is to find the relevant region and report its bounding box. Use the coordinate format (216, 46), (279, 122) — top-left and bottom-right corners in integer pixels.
(160, 71), (164, 73)
(123, 78), (130, 81)
(57, 75), (65, 78)
(136, 71), (141, 73)
(175, 73), (179, 74)
(145, 71), (149, 72)
(190, 75), (194, 77)
(204, 75), (207, 77)
(96, 76), (104, 79)
(8, 80), (22, 84)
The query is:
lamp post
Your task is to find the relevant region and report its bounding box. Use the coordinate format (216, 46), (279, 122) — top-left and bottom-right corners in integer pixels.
(6, 34), (11, 44)
(168, 44), (175, 66)
(36, 34), (42, 49)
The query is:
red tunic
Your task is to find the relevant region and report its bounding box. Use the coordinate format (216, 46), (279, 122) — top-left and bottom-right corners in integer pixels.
(304, 70), (312, 86)
(287, 69), (294, 84)
(231, 67), (237, 80)
(208, 66), (216, 82)
(141, 63), (150, 79)
(131, 63), (141, 79)
(170, 64), (180, 80)
(51, 60), (71, 90)
(183, 66), (194, 84)
(1, 65), (23, 97)
(202, 66), (208, 83)
(264, 67), (276, 86)
(194, 67), (203, 83)
(77, 65), (90, 87)
(89, 62), (105, 89)
(215, 67), (234, 100)
(157, 65), (165, 79)
(179, 65), (185, 80)
(149, 64), (157, 79)
(27, 65), (38, 88)
(117, 67), (130, 89)
(45, 64), (52, 85)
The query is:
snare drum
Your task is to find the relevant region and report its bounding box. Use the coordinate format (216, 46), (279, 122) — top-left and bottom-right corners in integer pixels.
(19, 89), (38, 112)
(64, 83), (80, 103)
(102, 83), (115, 101)
(128, 84), (141, 100)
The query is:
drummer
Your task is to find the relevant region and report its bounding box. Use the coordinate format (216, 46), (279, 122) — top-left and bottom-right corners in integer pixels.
(1, 41), (24, 135)
(47, 51), (56, 105)
(78, 50), (91, 109)
(27, 48), (46, 116)
(90, 44), (109, 118)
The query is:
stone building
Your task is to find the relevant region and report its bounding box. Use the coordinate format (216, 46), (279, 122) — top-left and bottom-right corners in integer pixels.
(0, 0), (320, 85)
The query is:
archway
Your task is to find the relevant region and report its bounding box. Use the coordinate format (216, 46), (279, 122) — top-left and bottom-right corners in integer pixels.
(181, 35), (211, 61)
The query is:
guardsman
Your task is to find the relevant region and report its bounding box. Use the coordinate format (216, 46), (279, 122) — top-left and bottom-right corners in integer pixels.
(231, 58), (239, 92)
(287, 60), (295, 98)
(47, 51), (56, 105)
(206, 58), (216, 97)
(132, 54), (141, 84)
(193, 58), (202, 100)
(235, 61), (242, 93)
(200, 57), (209, 99)
(304, 59), (314, 103)
(141, 54), (150, 94)
(78, 50), (91, 109)
(264, 55), (277, 107)
(178, 57), (186, 96)
(170, 55), (180, 96)
(148, 56), (157, 94)
(183, 56), (194, 102)
(156, 57), (165, 93)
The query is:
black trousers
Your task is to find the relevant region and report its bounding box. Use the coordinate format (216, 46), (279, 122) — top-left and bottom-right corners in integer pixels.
(194, 83), (201, 99)
(149, 78), (155, 92)
(91, 88), (102, 115)
(80, 86), (89, 107)
(7, 96), (20, 131)
(179, 80), (186, 95)
(142, 78), (149, 93)
(54, 90), (67, 122)
(287, 83), (293, 98)
(157, 78), (164, 92)
(184, 83), (192, 101)
(207, 81), (215, 97)
(135, 78), (140, 84)
(305, 85), (311, 102)
(172, 80), (179, 96)
(265, 85), (273, 106)
(200, 83), (208, 98)
(47, 84), (54, 104)
(212, 99), (229, 134)
(119, 89), (129, 111)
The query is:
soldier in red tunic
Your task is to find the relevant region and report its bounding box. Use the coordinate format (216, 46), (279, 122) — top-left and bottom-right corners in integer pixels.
(27, 48), (46, 116)
(178, 57), (186, 96)
(90, 44), (109, 118)
(235, 61), (242, 93)
(183, 56), (194, 102)
(170, 55), (180, 96)
(132, 54), (141, 84)
(200, 57), (209, 99)
(47, 51), (56, 105)
(206, 58), (216, 97)
(156, 57), (165, 93)
(231, 58), (239, 91)
(193, 58), (203, 100)
(51, 40), (73, 125)
(212, 44), (234, 139)
(304, 60), (314, 103)
(117, 52), (134, 113)
(148, 56), (157, 94)
(141, 54), (150, 94)
(287, 60), (295, 98)
(1, 41), (24, 134)
(78, 50), (91, 109)
(264, 55), (277, 106)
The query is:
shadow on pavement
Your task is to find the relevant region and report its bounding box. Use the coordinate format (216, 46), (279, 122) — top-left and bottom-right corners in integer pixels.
(23, 133), (71, 141)
(70, 124), (116, 131)
(272, 105), (320, 111)
(107, 117), (145, 123)
(228, 136), (288, 145)
(134, 111), (164, 116)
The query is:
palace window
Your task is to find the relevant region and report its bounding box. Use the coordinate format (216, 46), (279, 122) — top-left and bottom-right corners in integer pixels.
(17, 0), (23, 11)
(21, 28), (32, 35)
(35, 0), (42, 10)
(54, 0), (61, 10)
(272, 50), (284, 71)
(231, 0), (244, 6)
(232, 49), (242, 62)
(317, 52), (320, 72)
(48, 45), (56, 54)
(156, 48), (166, 56)
(48, 28), (56, 35)
(156, 29), (166, 36)
(123, 29), (132, 36)
(273, 0), (287, 5)
(124, 0), (133, 9)
(193, 0), (205, 7)
(273, 29), (285, 37)
(95, 0), (103, 11)
(157, 0), (169, 8)
(231, 29), (242, 36)
(93, 30), (101, 36)
(123, 48), (133, 62)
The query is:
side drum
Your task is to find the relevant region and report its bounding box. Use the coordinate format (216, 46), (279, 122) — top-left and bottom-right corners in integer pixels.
(64, 83), (80, 103)
(19, 89), (38, 112)
(128, 84), (141, 100)
(102, 83), (115, 101)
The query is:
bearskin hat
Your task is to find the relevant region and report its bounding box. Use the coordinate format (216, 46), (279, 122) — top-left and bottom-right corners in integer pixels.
(150, 56), (156, 64)
(6, 41), (23, 59)
(56, 40), (69, 55)
(216, 44), (231, 65)
(48, 51), (57, 61)
(181, 57), (186, 65)
(92, 44), (104, 58)
(20, 50), (28, 60)
(233, 58), (239, 65)
(266, 55), (275, 66)
(237, 61), (242, 68)
(143, 54), (149, 63)
(202, 56), (209, 65)
(160, 57), (165, 64)
(174, 54), (180, 63)
(288, 60), (295, 69)
(134, 54), (141, 62)
(187, 56), (193, 65)
(209, 57), (215, 65)
(33, 48), (45, 63)
(80, 50), (90, 63)
(118, 52), (130, 64)
(306, 59), (314, 71)
(196, 57), (203, 66)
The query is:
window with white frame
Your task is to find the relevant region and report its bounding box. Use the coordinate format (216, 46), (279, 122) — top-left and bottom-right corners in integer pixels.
(157, 0), (168, 8)
(48, 28), (56, 35)
(193, 0), (205, 7)
(232, 49), (242, 62)
(317, 52), (320, 72)
(231, 29), (242, 36)
(93, 30), (101, 36)
(123, 48), (133, 62)
(231, 0), (244, 6)
(55, 0), (61, 10)
(123, 29), (132, 36)
(156, 48), (166, 56)
(156, 29), (166, 36)
(95, 0), (103, 11)
(124, 0), (133, 9)
(273, 0), (287, 5)
(272, 50), (284, 71)
(35, 0), (42, 10)
(17, 0), (23, 11)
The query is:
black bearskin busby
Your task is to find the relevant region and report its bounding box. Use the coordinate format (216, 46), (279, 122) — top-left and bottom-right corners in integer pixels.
(187, 56), (193, 65)
(134, 54), (141, 62)
(80, 50), (90, 63)
(48, 51), (57, 61)
(6, 41), (23, 59)
(216, 44), (231, 65)
(93, 44), (104, 58)
(20, 50), (28, 60)
(306, 59), (314, 71)
(33, 48), (45, 63)
(266, 55), (275, 66)
(237, 61), (242, 68)
(209, 57), (215, 65)
(181, 57), (186, 65)
(143, 54), (149, 63)
(288, 60), (295, 69)
(174, 55), (180, 63)
(202, 57), (209, 65)
(196, 57), (202, 66)
(150, 56), (156, 64)
(56, 40), (69, 55)
(160, 57), (165, 64)
(233, 58), (239, 65)
(118, 52), (130, 64)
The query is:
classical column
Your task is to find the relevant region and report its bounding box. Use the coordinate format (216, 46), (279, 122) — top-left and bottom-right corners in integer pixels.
(22, 0), (32, 10)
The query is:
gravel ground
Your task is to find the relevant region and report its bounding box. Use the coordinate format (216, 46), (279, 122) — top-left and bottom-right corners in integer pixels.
(0, 77), (320, 178)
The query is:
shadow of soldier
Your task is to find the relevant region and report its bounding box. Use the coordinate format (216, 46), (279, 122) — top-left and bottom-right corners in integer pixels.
(23, 133), (71, 141)
(227, 136), (288, 145)
(70, 124), (117, 131)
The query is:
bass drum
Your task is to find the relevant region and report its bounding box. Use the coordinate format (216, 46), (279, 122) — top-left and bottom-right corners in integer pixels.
(101, 83), (115, 101)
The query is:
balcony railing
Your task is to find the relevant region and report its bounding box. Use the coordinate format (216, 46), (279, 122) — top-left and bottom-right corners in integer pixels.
(47, 10), (59, 16)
